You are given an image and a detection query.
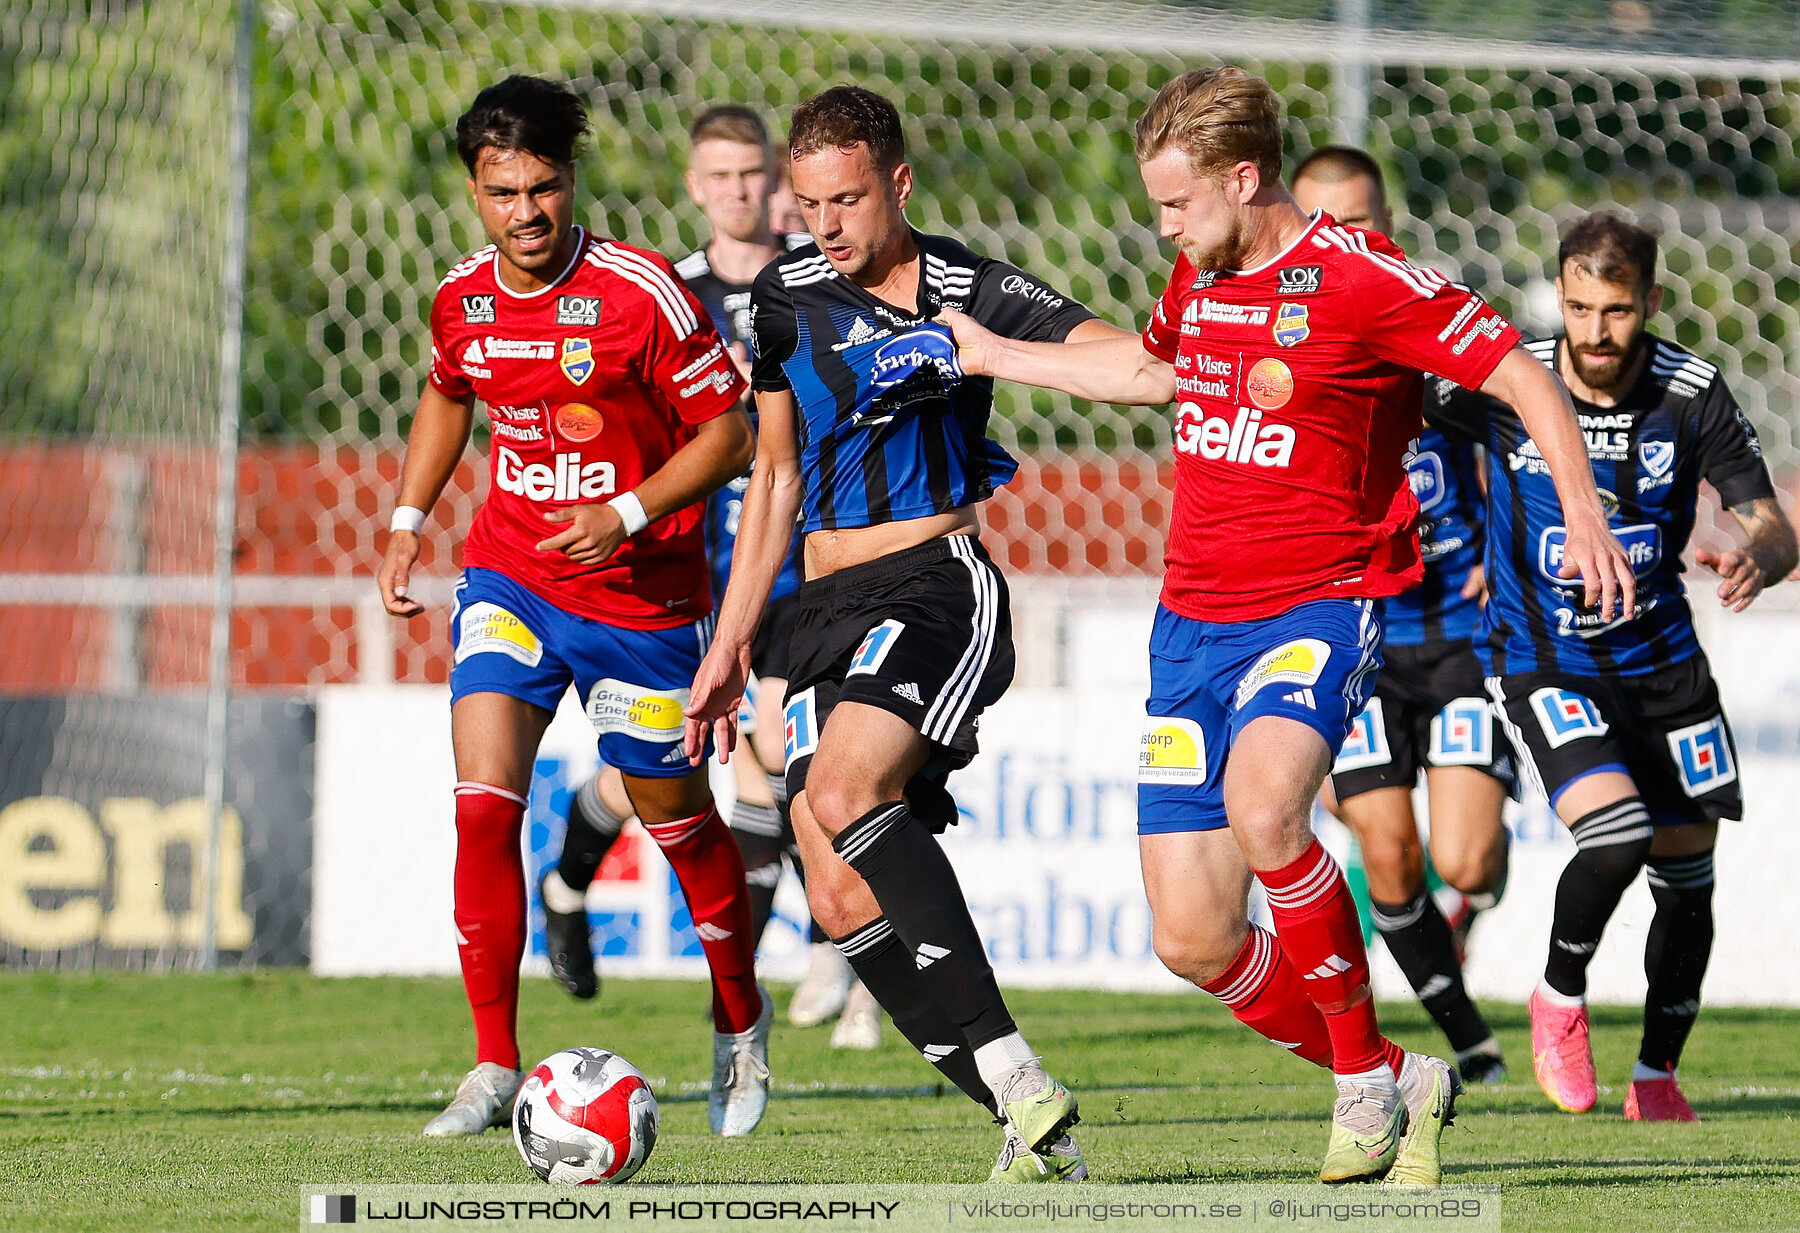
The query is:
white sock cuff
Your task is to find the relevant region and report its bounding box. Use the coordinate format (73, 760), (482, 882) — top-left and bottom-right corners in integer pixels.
(1632, 1060), (1676, 1082)
(973, 1033), (1038, 1089)
(1535, 980), (1586, 1008)
(540, 868), (587, 913)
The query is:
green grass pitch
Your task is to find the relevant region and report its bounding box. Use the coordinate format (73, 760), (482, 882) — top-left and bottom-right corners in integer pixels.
(1, 972), (1796, 1230)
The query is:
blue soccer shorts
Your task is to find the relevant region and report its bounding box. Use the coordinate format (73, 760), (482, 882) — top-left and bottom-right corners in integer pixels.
(448, 566), (713, 778)
(1137, 597), (1383, 835)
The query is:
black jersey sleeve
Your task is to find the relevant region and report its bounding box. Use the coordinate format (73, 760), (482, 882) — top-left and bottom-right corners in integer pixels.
(748, 263), (797, 393)
(1423, 374), (1495, 446)
(965, 259), (1096, 343)
(1691, 374), (1776, 508)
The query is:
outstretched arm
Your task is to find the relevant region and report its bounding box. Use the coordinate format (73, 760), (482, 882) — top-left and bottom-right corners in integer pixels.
(1480, 346), (1636, 622)
(1698, 495), (1798, 612)
(939, 305), (1176, 406)
(378, 382), (475, 617)
(684, 389), (805, 764)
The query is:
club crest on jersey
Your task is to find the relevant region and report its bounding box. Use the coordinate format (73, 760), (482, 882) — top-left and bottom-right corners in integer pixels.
(1429, 697), (1492, 765)
(560, 337), (595, 385)
(1407, 451), (1447, 512)
(556, 294), (602, 327)
(1529, 687), (1608, 748)
(1640, 439), (1675, 479)
(1333, 698), (1391, 773)
(1139, 716), (1207, 785)
(1666, 715), (1736, 796)
(1277, 265), (1324, 295)
(461, 294), (496, 324)
(1273, 303), (1310, 347)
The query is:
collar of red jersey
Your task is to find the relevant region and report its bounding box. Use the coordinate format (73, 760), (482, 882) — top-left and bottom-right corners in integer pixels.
(492, 225), (588, 300)
(1228, 209), (1327, 280)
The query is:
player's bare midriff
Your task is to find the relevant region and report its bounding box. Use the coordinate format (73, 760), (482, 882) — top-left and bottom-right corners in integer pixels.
(802, 507), (978, 578)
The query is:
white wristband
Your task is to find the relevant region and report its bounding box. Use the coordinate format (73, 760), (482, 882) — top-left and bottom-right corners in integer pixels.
(608, 491), (650, 536)
(390, 505), (427, 535)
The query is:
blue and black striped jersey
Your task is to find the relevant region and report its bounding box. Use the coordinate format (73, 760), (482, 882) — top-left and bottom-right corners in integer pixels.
(748, 231), (1095, 531)
(676, 238), (808, 605)
(1429, 333), (1774, 677)
(1382, 425), (1486, 648)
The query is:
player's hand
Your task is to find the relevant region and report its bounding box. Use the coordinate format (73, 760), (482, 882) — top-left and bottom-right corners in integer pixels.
(378, 531), (424, 617)
(1460, 562), (1488, 606)
(1557, 516), (1637, 623)
(938, 305), (1002, 378)
(1696, 546), (1766, 612)
(537, 504), (628, 566)
(683, 640), (753, 766)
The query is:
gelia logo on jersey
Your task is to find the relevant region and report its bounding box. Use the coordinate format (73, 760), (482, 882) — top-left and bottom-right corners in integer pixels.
(1174, 402), (1296, 468)
(1407, 450), (1447, 512)
(1538, 523), (1662, 585)
(868, 327), (963, 392)
(495, 446), (617, 502)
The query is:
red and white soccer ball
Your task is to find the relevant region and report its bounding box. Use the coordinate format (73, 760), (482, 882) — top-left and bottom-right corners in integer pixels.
(512, 1047), (658, 1184)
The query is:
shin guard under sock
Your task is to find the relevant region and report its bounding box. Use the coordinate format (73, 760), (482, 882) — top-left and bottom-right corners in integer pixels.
(453, 782), (528, 1069)
(1372, 891), (1494, 1055)
(1640, 848), (1715, 1071)
(1258, 840), (1401, 1075)
(1201, 925), (1334, 1068)
(643, 807), (762, 1033)
(1544, 798), (1653, 998)
(835, 917), (998, 1116)
(832, 802), (1016, 1048)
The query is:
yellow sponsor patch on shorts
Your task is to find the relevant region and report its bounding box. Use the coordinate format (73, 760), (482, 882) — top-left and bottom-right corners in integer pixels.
(454, 602), (543, 667)
(1139, 716), (1207, 785)
(1234, 638), (1330, 710)
(587, 678), (689, 742)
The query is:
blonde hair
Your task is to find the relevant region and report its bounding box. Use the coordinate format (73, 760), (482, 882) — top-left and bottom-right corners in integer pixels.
(1134, 67), (1284, 182)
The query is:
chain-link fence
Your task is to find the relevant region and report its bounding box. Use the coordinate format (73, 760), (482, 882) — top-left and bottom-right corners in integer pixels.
(4, 0), (1799, 963)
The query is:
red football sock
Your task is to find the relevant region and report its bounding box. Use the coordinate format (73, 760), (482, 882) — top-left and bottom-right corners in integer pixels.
(453, 782), (528, 1070)
(1257, 840), (1401, 1076)
(1202, 924), (1333, 1068)
(643, 806), (761, 1033)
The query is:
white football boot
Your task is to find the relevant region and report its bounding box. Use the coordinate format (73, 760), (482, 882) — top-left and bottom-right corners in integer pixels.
(710, 984), (773, 1136)
(829, 980), (883, 1050)
(423, 1062), (524, 1137)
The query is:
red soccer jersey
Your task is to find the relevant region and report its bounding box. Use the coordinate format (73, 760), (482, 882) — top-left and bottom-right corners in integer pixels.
(429, 227), (746, 628)
(1140, 213), (1520, 622)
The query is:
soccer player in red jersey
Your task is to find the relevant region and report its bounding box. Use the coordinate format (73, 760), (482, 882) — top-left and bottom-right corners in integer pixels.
(376, 76), (770, 1139)
(945, 67), (1635, 1185)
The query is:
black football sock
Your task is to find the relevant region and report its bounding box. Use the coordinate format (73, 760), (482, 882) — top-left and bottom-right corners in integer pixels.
(1371, 891), (1494, 1055)
(1640, 848), (1715, 1072)
(1543, 798), (1653, 998)
(729, 821), (785, 949)
(834, 917), (998, 1116)
(555, 774), (628, 892)
(832, 801), (1017, 1048)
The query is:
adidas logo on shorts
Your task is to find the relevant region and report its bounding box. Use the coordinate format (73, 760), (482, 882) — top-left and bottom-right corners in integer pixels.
(892, 681), (924, 705)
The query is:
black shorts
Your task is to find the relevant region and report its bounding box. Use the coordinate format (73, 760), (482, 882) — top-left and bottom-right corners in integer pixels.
(782, 535), (1014, 800)
(750, 591), (802, 682)
(1488, 655), (1741, 826)
(1331, 639), (1516, 801)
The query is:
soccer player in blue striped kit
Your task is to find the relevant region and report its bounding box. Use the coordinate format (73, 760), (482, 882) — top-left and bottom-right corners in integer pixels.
(1430, 212), (1796, 1119)
(684, 85), (1130, 1181)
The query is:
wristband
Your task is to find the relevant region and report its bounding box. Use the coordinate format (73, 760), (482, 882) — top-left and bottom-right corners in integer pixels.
(608, 490), (650, 536)
(390, 505), (427, 535)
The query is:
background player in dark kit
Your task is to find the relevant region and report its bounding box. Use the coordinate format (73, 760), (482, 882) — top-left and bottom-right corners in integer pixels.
(1430, 211), (1796, 1120)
